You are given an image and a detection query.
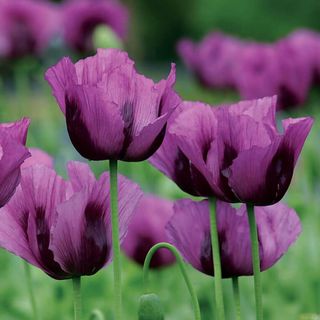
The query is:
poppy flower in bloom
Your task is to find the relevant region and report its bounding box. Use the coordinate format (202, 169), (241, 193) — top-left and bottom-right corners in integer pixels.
(45, 48), (180, 162)
(166, 199), (301, 278)
(0, 161), (142, 279)
(152, 97), (313, 205)
(177, 32), (243, 88)
(62, 0), (128, 53)
(0, 118), (30, 208)
(122, 194), (175, 268)
(0, 0), (57, 59)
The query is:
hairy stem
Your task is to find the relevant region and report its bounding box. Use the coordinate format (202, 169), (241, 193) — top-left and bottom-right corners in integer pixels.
(109, 160), (122, 320)
(247, 204), (263, 320)
(209, 197), (225, 320)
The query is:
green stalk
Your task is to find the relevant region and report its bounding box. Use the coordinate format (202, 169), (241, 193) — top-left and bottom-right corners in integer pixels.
(72, 277), (82, 320)
(24, 262), (39, 320)
(247, 204), (263, 320)
(109, 160), (122, 320)
(232, 277), (241, 320)
(209, 197), (225, 320)
(143, 242), (201, 320)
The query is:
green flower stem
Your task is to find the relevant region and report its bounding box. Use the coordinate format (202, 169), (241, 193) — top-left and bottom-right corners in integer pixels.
(143, 242), (201, 320)
(24, 261), (39, 320)
(232, 277), (241, 320)
(109, 159), (122, 320)
(209, 197), (225, 320)
(72, 277), (82, 320)
(247, 204), (263, 320)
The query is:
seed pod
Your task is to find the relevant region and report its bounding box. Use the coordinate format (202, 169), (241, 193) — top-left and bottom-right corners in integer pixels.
(138, 293), (165, 320)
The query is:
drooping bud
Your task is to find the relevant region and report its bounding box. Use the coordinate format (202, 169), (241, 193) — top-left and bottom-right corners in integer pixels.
(138, 293), (165, 320)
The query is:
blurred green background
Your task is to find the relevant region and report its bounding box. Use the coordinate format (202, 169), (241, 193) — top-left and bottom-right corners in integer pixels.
(125, 0), (320, 61)
(0, 0), (320, 319)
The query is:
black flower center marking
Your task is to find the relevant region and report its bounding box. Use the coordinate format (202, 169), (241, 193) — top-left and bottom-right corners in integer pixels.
(35, 206), (67, 279)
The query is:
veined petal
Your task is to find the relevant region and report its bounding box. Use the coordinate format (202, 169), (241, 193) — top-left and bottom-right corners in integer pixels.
(22, 148), (54, 169)
(65, 85), (125, 160)
(0, 133), (30, 207)
(170, 103), (216, 179)
(50, 170), (142, 275)
(0, 117), (30, 145)
(45, 57), (78, 114)
(20, 166), (69, 279)
(256, 203), (301, 270)
(0, 186), (41, 268)
(67, 161), (96, 193)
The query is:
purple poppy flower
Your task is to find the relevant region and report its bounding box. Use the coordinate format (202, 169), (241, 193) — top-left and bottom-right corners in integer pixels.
(45, 48), (181, 162)
(0, 118), (30, 208)
(122, 194), (175, 269)
(152, 97), (313, 205)
(177, 32), (243, 88)
(0, 0), (58, 58)
(0, 161), (142, 279)
(167, 199), (301, 278)
(62, 0), (128, 53)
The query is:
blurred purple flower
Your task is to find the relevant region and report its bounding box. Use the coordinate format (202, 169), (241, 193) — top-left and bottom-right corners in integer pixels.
(0, 118), (30, 207)
(284, 29), (320, 84)
(152, 97), (313, 205)
(0, 0), (58, 58)
(22, 147), (54, 169)
(167, 199), (301, 278)
(122, 194), (175, 269)
(234, 44), (282, 103)
(275, 37), (314, 108)
(0, 161), (142, 279)
(62, 0), (128, 53)
(45, 48), (180, 161)
(235, 41), (313, 109)
(177, 32), (244, 88)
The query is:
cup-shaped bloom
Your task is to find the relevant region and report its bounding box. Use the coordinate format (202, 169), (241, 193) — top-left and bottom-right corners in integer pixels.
(62, 0), (128, 53)
(0, 118), (30, 207)
(177, 32), (243, 88)
(122, 194), (175, 268)
(45, 48), (180, 161)
(152, 97), (313, 205)
(0, 161), (142, 279)
(166, 199), (301, 278)
(0, 0), (57, 59)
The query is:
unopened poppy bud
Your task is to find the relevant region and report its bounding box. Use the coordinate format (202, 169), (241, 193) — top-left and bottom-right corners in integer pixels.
(138, 293), (165, 320)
